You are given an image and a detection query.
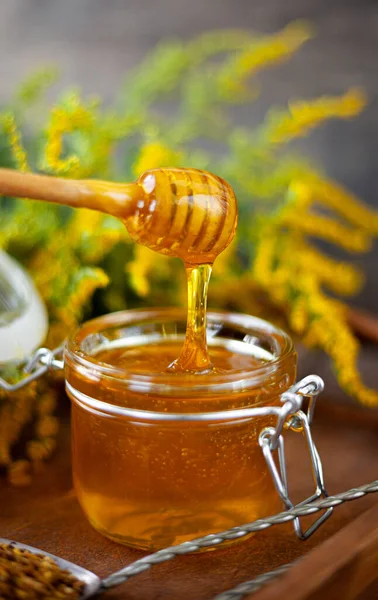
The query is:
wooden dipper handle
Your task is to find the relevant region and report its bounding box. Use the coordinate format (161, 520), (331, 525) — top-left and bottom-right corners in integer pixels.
(0, 168), (140, 218)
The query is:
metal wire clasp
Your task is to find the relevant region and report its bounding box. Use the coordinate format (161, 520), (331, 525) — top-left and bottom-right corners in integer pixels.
(0, 345), (64, 392)
(259, 375), (332, 540)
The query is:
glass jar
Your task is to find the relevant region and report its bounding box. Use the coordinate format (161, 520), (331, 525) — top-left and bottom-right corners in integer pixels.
(65, 308), (297, 551)
(0, 250), (48, 364)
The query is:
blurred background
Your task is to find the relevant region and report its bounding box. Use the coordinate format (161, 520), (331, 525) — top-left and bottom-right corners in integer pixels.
(0, 0), (377, 310)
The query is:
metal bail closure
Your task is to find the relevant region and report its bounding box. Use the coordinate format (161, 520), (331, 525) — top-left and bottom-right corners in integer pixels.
(0, 345), (64, 392)
(259, 407), (333, 540)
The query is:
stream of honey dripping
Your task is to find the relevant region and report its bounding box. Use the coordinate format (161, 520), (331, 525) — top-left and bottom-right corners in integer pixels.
(0, 166), (237, 373)
(169, 263), (213, 372)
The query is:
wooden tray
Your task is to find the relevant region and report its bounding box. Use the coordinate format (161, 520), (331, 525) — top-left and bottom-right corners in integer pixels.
(1, 396), (378, 599)
(251, 501), (378, 600)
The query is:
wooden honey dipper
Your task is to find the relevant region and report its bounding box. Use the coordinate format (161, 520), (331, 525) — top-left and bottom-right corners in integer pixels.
(0, 167), (237, 264)
(0, 166), (238, 373)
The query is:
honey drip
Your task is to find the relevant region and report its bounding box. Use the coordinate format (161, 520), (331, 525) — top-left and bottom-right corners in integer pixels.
(0, 166), (238, 373)
(169, 263), (213, 372)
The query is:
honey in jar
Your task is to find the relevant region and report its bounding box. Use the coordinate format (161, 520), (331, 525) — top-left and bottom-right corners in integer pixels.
(65, 309), (297, 550)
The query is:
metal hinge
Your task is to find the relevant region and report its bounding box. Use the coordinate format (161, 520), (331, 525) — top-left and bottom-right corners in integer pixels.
(0, 345), (64, 392)
(259, 375), (332, 539)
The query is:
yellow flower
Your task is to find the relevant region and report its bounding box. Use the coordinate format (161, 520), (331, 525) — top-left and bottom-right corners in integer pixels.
(56, 267), (109, 326)
(213, 238), (237, 277)
(36, 415), (59, 438)
(127, 245), (162, 297)
(252, 231), (277, 287)
(27, 438), (56, 462)
(132, 142), (183, 177)
(1, 113), (30, 172)
(289, 298), (308, 334)
(218, 22), (313, 99)
(37, 392), (57, 416)
(42, 96), (95, 176)
(265, 88), (367, 145)
(281, 210), (371, 252)
(28, 234), (77, 304)
(287, 180), (312, 209)
(67, 209), (126, 263)
(305, 172), (378, 233)
(297, 245), (363, 296)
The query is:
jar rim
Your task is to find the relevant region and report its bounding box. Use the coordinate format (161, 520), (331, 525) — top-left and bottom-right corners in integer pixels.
(65, 308), (296, 395)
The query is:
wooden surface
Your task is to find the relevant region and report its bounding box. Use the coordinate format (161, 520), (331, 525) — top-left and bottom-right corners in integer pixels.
(1, 396), (378, 599)
(251, 501), (378, 600)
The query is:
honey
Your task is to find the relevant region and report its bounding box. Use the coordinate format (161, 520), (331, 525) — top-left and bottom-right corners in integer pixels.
(169, 263), (213, 372)
(75, 343), (274, 549)
(65, 309), (297, 550)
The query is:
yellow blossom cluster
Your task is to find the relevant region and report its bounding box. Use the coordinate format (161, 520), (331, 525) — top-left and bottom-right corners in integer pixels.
(1, 113), (30, 172)
(264, 88), (367, 145)
(133, 142), (183, 177)
(305, 172), (378, 233)
(126, 243), (173, 298)
(252, 178), (378, 406)
(67, 209), (126, 263)
(0, 382), (59, 486)
(42, 95), (97, 176)
(217, 22), (313, 100)
(56, 267), (109, 328)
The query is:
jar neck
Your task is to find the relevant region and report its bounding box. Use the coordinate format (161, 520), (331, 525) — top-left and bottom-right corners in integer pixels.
(65, 308), (297, 413)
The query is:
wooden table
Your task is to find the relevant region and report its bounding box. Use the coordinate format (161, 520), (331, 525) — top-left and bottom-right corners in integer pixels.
(1, 396), (378, 599)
